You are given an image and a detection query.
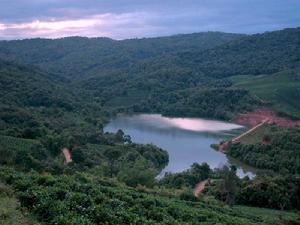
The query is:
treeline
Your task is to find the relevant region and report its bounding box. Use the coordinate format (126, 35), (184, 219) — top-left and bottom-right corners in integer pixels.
(133, 88), (256, 120)
(160, 164), (300, 210)
(227, 126), (300, 174)
(159, 163), (211, 188)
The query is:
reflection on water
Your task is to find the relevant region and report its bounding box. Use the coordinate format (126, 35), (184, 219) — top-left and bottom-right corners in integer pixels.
(104, 114), (255, 178)
(136, 114), (244, 132)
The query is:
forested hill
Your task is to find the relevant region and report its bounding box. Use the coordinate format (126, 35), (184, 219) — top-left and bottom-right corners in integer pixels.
(178, 27), (300, 77)
(0, 28), (299, 119)
(0, 28), (299, 80)
(0, 32), (244, 78)
(0, 59), (72, 108)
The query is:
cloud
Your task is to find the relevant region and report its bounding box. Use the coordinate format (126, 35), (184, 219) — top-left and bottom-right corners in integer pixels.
(0, 12), (165, 39)
(0, 0), (299, 39)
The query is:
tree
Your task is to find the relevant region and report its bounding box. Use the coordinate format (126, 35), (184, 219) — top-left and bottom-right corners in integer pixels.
(219, 165), (239, 206)
(115, 129), (125, 142)
(103, 149), (122, 177)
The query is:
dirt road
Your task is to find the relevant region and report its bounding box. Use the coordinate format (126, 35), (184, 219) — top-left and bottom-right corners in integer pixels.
(231, 119), (268, 143)
(193, 179), (208, 197)
(219, 119), (268, 151)
(62, 148), (72, 164)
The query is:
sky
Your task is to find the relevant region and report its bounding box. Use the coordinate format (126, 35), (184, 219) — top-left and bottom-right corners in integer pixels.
(0, 0), (299, 40)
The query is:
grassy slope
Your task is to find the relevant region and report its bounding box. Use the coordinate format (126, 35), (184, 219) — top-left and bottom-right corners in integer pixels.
(230, 70), (300, 119)
(235, 124), (273, 145)
(0, 182), (37, 225)
(0, 135), (38, 152)
(235, 206), (299, 224)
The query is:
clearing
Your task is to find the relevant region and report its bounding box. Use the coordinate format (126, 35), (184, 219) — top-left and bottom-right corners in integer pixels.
(230, 69), (300, 119)
(234, 107), (300, 127)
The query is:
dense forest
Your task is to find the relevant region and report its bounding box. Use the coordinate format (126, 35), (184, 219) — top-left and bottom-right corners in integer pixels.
(160, 164), (300, 210)
(227, 126), (300, 174)
(1, 28), (300, 224)
(1, 28), (300, 118)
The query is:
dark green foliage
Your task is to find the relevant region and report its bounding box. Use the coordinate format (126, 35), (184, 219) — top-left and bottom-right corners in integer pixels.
(103, 148), (122, 177)
(236, 175), (300, 210)
(2, 28), (299, 121)
(227, 126), (300, 174)
(215, 166), (239, 206)
(160, 163), (211, 188)
(179, 28), (300, 77)
(204, 167), (300, 210)
(0, 32), (243, 78)
(0, 59), (72, 109)
(1, 167), (297, 225)
(134, 88), (256, 119)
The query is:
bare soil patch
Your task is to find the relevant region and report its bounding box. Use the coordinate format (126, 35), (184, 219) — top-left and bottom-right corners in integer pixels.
(62, 148), (72, 165)
(193, 179), (208, 197)
(234, 107), (300, 127)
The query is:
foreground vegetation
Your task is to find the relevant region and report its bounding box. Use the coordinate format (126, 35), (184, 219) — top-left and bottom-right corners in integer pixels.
(0, 182), (37, 225)
(0, 167), (299, 225)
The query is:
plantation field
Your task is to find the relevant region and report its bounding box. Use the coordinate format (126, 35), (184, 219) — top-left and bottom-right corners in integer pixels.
(1, 168), (299, 225)
(0, 135), (38, 152)
(230, 70), (300, 119)
(236, 124), (273, 145)
(234, 206), (300, 224)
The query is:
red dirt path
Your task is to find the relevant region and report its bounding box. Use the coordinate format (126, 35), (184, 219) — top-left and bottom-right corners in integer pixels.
(218, 108), (300, 152)
(234, 108), (300, 127)
(62, 148), (72, 165)
(193, 179), (208, 197)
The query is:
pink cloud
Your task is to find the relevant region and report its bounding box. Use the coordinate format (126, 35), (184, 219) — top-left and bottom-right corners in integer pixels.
(0, 12), (161, 39)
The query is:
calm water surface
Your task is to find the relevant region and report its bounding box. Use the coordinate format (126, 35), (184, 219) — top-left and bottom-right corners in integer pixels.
(104, 114), (254, 177)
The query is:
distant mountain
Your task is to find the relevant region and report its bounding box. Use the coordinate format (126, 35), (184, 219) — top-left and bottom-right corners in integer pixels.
(178, 27), (300, 77)
(0, 28), (299, 119)
(0, 32), (244, 78)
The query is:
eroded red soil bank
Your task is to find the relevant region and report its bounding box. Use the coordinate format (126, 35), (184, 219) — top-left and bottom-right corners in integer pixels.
(234, 108), (300, 127)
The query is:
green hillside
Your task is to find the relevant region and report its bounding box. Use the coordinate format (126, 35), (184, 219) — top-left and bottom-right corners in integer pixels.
(0, 168), (298, 225)
(178, 28), (300, 77)
(230, 70), (300, 118)
(0, 32), (244, 78)
(1, 28), (300, 119)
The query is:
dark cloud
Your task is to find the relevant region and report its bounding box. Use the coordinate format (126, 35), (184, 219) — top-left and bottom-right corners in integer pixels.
(0, 0), (299, 39)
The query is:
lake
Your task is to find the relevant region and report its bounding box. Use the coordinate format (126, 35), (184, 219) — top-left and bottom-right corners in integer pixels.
(104, 114), (255, 177)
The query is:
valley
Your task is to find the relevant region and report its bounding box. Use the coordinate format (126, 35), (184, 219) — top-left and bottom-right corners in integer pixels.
(0, 27), (300, 224)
